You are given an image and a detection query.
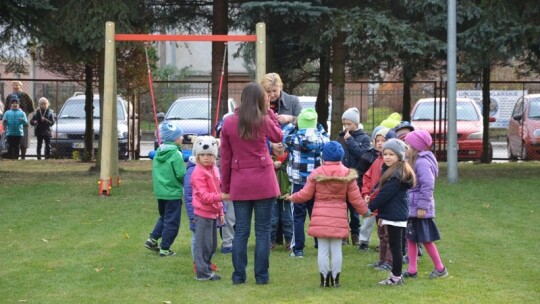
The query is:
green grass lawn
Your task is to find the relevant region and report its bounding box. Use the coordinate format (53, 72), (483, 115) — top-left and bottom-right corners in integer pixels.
(1, 160), (539, 303)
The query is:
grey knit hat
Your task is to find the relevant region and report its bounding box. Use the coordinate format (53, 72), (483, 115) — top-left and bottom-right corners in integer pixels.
(382, 138), (407, 161)
(342, 107), (360, 126)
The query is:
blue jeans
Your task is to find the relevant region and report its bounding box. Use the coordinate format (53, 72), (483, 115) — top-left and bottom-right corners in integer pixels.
(231, 198), (274, 284)
(271, 199), (293, 243)
(150, 199), (181, 250)
(292, 184), (315, 253)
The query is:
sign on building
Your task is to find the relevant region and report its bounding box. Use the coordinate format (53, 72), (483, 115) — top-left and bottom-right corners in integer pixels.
(456, 90), (527, 128)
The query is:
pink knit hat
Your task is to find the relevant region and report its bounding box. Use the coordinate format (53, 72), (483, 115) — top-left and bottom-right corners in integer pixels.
(405, 130), (432, 151)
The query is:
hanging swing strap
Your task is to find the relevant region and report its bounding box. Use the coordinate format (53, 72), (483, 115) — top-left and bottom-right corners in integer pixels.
(213, 42), (228, 137)
(144, 43), (161, 146)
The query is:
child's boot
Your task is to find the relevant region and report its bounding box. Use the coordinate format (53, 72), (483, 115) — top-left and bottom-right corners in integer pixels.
(333, 272), (341, 288)
(325, 272), (333, 287)
(319, 273), (326, 287)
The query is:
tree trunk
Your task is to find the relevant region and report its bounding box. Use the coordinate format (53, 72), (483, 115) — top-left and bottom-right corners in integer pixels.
(211, 0), (228, 137)
(317, 44), (331, 132)
(402, 63), (412, 121)
(481, 66), (492, 163)
(84, 63), (94, 161)
(331, 31), (347, 138)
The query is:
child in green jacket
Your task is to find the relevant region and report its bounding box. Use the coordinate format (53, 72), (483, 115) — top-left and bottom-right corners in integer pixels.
(144, 122), (186, 257)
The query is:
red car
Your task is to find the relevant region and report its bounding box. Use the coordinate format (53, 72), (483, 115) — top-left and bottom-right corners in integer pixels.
(410, 98), (495, 162)
(507, 94), (540, 160)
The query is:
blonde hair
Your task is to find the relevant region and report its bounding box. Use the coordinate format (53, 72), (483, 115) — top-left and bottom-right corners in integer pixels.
(406, 147), (419, 168)
(12, 81), (23, 86)
(261, 73), (283, 91)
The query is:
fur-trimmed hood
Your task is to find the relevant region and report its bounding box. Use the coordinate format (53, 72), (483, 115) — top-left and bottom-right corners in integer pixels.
(313, 167), (358, 183)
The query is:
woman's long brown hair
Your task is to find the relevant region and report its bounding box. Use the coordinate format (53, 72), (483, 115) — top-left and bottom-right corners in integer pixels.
(237, 82), (268, 140)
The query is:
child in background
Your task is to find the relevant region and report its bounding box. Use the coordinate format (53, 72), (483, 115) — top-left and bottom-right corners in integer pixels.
(270, 141), (293, 251)
(2, 98), (28, 159)
(283, 108), (330, 258)
(403, 130), (448, 279)
(144, 122), (186, 257)
(286, 141), (371, 288)
(191, 136), (228, 281)
(368, 139), (416, 285)
(337, 107), (371, 246)
(393, 121), (415, 141)
(30, 97), (55, 160)
(360, 127), (396, 268)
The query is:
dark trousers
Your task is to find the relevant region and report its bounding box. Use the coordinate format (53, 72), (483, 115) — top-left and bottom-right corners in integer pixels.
(387, 225), (405, 277)
(194, 215), (218, 280)
(292, 183), (316, 252)
(347, 202), (360, 236)
(36, 135), (52, 159)
(150, 199), (182, 250)
(6, 136), (22, 159)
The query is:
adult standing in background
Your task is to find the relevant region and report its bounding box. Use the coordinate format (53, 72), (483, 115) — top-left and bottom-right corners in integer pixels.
(261, 72), (302, 246)
(220, 82), (283, 285)
(261, 72), (302, 127)
(6, 81), (34, 159)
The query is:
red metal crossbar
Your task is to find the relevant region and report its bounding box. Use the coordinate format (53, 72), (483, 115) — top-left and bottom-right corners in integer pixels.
(115, 34), (257, 42)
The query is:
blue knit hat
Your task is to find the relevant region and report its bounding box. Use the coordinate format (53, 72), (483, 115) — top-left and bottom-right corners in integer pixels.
(322, 141), (344, 161)
(160, 122), (183, 143)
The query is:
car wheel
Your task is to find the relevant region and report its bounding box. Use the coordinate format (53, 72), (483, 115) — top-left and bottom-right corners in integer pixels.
(520, 141), (528, 160)
(507, 139), (518, 161)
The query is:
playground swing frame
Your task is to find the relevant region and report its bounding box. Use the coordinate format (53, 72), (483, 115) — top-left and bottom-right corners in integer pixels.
(98, 21), (266, 195)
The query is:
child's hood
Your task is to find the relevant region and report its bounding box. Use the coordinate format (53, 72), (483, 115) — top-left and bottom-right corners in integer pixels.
(154, 144), (182, 162)
(419, 150), (439, 177)
(313, 165), (358, 183)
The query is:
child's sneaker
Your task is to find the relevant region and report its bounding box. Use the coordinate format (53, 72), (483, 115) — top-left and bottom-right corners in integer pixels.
(144, 238), (159, 252)
(374, 263), (392, 271)
(209, 273), (221, 281)
(358, 243), (369, 252)
(159, 249), (176, 257)
(290, 250), (304, 258)
(402, 271), (418, 278)
(429, 267), (449, 279)
(220, 246), (233, 254)
(379, 276), (404, 286)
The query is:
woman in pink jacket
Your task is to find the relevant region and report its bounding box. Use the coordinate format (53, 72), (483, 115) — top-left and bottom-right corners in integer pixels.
(287, 141), (371, 288)
(220, 82), (283, 285)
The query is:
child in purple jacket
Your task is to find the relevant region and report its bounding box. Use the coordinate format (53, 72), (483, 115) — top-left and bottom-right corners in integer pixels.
(403, 130), (449, 279)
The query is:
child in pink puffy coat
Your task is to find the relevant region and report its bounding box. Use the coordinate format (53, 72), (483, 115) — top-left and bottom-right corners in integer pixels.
(286, 141), (371, 288)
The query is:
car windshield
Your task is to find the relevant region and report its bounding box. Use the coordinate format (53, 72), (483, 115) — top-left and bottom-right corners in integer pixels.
(528, 98), (540, 119)
(59, 99), (125, 120)
(166, 99), (209, 120)
(413, 101), (479, 121)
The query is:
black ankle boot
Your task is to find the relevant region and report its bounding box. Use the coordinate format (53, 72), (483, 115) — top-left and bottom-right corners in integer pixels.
(325, 272), (333, 287)
(320, 273), (325, 287)
(334, 272), (341, 288)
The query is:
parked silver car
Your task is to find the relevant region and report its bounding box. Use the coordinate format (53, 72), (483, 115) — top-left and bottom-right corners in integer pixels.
(51, 93), (134, 159)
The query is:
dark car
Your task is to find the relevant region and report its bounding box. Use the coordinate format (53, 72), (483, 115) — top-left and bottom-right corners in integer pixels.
(507, 94), (540, 160)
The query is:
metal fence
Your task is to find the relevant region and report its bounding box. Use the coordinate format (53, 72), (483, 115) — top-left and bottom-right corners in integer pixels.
(2, 78), (540, 161)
